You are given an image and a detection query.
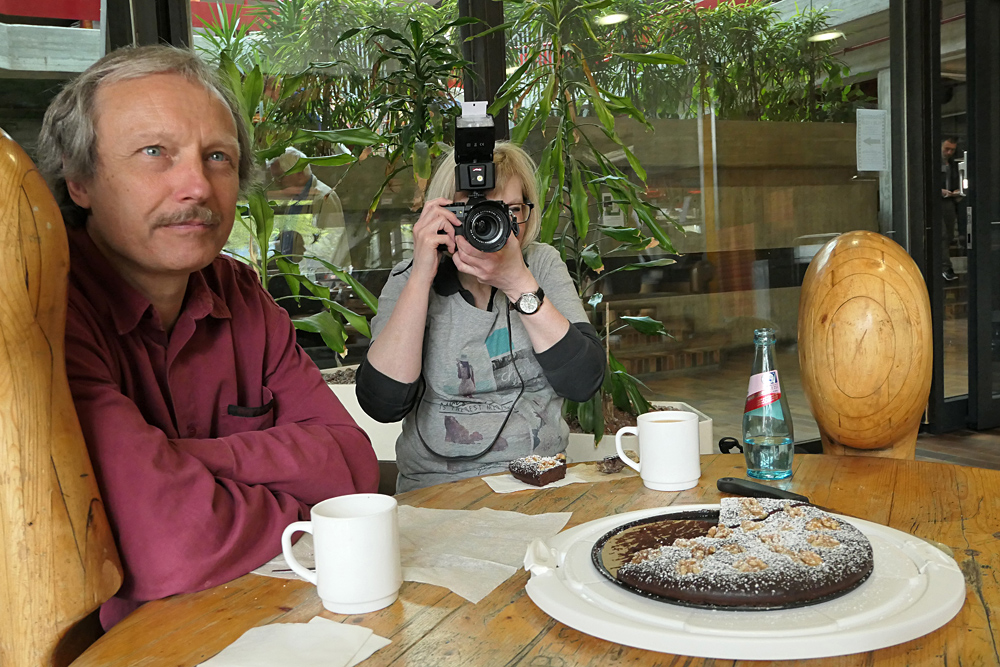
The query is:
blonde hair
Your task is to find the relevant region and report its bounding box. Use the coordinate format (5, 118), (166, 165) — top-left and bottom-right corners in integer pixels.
(426, 141), (541, 245)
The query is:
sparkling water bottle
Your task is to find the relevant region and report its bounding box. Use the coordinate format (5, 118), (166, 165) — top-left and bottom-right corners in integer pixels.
(742, 328), (794, 479)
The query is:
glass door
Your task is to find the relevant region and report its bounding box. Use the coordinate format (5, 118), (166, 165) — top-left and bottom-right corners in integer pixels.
(966, 0), (1000, 429)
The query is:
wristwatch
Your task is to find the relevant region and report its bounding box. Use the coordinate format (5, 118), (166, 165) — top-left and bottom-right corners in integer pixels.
(510, 287), (545, 315)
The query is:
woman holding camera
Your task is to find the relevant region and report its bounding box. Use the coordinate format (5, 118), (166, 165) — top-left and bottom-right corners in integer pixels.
(356, 142), (605, 492)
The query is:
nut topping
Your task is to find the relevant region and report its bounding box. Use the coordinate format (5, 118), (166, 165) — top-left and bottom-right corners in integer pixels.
(798, 550), (824, 567)
(806, 533), (841, 548)
(732, 556), (769, 572)
(676, 558), (703, 575)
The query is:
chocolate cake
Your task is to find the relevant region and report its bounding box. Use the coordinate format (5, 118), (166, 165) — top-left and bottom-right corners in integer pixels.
(612, 497), (874, 609)
(509, 453), (567, 486)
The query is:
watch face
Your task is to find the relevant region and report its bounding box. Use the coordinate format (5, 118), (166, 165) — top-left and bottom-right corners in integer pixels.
(518, 293), (540, 314)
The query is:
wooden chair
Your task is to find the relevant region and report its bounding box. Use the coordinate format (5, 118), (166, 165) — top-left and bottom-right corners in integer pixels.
(0, 128), (122, 666)
(798, 230), (933, 459)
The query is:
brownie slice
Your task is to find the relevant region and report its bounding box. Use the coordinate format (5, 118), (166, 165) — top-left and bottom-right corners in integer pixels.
(508, 453), (567, 486)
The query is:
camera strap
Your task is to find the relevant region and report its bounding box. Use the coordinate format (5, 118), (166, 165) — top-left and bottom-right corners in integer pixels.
(413, 306), (525, 462)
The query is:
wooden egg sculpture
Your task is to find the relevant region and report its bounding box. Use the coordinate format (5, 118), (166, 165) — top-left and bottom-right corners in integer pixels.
(798, 230), (932, 459)
(0, 127), (122, 666)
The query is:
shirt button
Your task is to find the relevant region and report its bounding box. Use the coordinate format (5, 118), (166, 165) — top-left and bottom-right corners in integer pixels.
(186, 426), (197, 437)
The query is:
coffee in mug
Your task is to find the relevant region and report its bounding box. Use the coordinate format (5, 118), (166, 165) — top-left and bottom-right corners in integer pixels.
(282, 493), (402, 614)
(615, 411), (701, 491)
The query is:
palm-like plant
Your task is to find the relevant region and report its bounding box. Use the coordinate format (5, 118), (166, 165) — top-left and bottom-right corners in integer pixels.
(496, 0), (685, 441)
(335, 11), (475, 214)
(213, 48), (384, 355)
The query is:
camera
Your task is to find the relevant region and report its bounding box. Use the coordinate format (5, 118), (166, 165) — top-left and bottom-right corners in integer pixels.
(443, 102), (518, 253)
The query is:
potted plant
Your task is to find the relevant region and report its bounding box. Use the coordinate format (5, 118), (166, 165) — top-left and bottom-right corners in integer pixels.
(492, 0), (686, 443)
(198, 5), (384, 357)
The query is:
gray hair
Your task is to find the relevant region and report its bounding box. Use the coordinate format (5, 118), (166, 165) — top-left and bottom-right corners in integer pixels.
(36, 45), (255, 228)
(426, 141), (542, 245)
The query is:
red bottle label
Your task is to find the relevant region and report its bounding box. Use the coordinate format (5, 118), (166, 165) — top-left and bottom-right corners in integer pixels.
(745, 371), (781, 412)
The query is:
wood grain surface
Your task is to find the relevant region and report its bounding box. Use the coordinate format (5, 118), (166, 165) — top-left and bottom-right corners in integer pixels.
(0, 128), (122, 667)
(798, 231), (933, 458)
(74, 454), (999, 666)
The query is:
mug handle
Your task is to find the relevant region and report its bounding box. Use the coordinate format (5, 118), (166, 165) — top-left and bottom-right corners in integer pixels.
(615, 427), (641, 473)
(281, 521), (317, 585)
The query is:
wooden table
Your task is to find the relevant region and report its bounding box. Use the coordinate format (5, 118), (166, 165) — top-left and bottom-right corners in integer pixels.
(74, 455), (1000, 666)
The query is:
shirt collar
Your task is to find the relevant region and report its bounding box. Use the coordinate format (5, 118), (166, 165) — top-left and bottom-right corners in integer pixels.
(68, 227), (231, 335)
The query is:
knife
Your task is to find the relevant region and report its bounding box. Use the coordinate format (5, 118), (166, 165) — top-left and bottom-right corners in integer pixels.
(716, 477), (811, 504)
(716, 477), (955, 557)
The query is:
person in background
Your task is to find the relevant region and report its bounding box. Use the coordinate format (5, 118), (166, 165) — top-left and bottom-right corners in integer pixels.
(940, 136), (965, 282)
(355, 142), (605, 493)
(267, 146), (350, 276)
(36, 45), (378, 629)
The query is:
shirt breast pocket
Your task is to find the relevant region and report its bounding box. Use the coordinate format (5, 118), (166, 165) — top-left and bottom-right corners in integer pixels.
(218, 387), (275, 436)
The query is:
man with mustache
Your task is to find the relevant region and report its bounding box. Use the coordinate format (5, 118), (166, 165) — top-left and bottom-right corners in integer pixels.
(36, 45), (378, 629)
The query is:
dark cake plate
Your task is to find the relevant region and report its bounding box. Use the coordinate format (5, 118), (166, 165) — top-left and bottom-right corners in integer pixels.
(524, 504), (965, 660)
(590, 509), (872, 611)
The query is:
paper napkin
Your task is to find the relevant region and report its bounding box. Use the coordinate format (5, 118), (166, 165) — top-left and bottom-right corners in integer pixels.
(198, 616), (389, 667)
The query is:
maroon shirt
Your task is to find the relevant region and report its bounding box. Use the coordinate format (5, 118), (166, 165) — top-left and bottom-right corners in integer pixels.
(64, 229), (378, 628)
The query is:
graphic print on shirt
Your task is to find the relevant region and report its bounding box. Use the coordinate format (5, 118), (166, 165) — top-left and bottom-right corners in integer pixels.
(440, 326), (522, 446)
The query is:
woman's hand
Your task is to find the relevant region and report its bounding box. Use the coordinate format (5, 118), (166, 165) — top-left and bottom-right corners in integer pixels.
(451, 232), (538, 299)
(411, 197), (461, 285)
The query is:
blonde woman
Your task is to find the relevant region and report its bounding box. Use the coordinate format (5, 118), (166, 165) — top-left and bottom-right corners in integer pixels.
(357, 142), (605, 492)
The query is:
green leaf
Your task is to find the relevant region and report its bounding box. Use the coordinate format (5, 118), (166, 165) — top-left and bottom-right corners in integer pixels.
(535, 142), (555, 205)
(326, 300), (371, 338)
(615, 52), (687, 66)
(408, 18), (423, 46)
(257, 144), (289, 162)
(217, 52), (242, 98)
(570, 161), (589, 240)
(242, 65), (263, 123)
(334, 27), (364, 46)
(275, 257), (302, 297)
(432, 16), (481, 38)
(622, 144), (646, 183)
(587, 292), (604, 309)
(597, 225), (644, 244)
(620, 315), (667, 336)
(589, 90), (616, 133)
(370, 27), (412, 49)
(580, 243), (603, 271)
(311, 258), (379, 313)
(291, 128), (382, 147)
(292, 311), (347, 354)
(465, 20), (514, 41)
(554, 121), (565, 204)
(539, 199), (561, 245)
(621, 258), (676, 270)
(285, 153), (356, 175)
(246, 188), (274, 262)
(511, 106), (535, 146)
(538, 70), (556, 127)
(413, 141), (431, 181)
(574, 0), (614, 14)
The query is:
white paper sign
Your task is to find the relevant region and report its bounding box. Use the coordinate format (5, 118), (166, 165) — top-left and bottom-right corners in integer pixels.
(856, 109), (889, 172)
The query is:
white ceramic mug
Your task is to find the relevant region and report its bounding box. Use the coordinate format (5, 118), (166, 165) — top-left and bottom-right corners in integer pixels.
(615, 411), (701, 491)
(281, 493), (402, 614)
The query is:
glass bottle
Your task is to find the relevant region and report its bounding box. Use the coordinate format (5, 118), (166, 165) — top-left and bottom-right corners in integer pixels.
(742, 328), (794, 479)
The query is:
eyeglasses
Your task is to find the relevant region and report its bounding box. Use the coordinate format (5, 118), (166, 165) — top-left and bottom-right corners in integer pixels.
(508, 201), (534, 224)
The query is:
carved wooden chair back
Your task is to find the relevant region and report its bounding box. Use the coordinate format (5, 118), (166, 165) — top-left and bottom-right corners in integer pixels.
(0, 127), (122, 666)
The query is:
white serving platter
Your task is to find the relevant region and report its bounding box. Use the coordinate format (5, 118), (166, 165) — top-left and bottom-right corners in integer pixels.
(523, 504), (965, 660)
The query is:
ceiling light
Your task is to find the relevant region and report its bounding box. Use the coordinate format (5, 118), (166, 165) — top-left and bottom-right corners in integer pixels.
(596, 13), (629, 26)
(807, 30), (845, 42)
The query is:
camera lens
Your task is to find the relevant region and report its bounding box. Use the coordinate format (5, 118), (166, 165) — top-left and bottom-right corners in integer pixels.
(463, 204), (510, 252)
